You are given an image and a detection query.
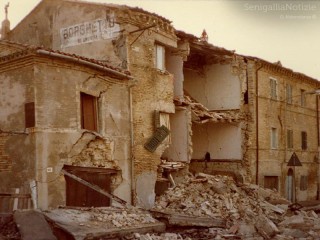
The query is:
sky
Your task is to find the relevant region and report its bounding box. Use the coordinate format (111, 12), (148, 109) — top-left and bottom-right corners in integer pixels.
(1, 0), (320, 79)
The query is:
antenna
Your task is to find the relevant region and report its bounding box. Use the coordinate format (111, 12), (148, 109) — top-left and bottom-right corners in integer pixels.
(5, 2), (9, 19)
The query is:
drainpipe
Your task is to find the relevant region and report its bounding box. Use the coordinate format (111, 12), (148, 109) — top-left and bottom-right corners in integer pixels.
(255, 61), (263, 185)
(128, 84), (136, 205)
(317, 95), (320, 199)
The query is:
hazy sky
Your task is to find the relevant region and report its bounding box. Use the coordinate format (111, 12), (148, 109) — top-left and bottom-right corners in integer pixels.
(1, 0), (320, 79)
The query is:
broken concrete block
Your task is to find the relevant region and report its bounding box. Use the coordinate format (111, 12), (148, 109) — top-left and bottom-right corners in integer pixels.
(282, 228), (308, 238)
(308, 210), (318, 218)
(254, 215), (279, 239)
(238, 223), (257, 237)
(279, 214), (304, 227)
(14, 210), (57, 240)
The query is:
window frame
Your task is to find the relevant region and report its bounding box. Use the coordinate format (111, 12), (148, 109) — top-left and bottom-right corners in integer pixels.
(301, 131), (307, 150)
(300, 175), (308, 191)
(271, 127), (278, 149)
(287, 129), (293, 149)
(301, 89), (306, 107)
(286, 84), (292, 104)
(155, 44), (165, 71)
(80, 92), (98, 132)
(25, 102), (35, 128)
(270, 77), (277, 100)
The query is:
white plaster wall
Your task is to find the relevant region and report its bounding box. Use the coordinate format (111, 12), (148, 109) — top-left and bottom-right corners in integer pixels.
(166, 54), (184, 98)
(163, 109), (189, 162)
(184, 64), (241, 110)
(192, 123), (242, 160)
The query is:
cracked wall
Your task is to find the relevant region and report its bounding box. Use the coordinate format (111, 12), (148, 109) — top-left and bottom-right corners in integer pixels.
(0, 63), (36, 196)
(0, 52), (131, 209)
(186, 55), (250, 182)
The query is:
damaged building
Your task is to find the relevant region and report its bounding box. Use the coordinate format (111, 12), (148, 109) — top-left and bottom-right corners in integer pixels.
(0, 40), (133, 210)
(173, 31), (320, 202)
(0, 0), (320, 213)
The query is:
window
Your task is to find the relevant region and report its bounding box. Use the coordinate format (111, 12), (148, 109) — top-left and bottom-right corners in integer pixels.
(155, 44), (165, 70)
(287, 129), (293, 149)
(301, 89), (306, 106)
(301, 131), (307, 150)
(25, 102), (35, 128)
(270, 78), (277, 100)
(286, 84), (292, 104)
(81, 92), (97, 131)
(271, 128), (278, 149)
(264, 176), (279, 191)
(300, 175), (308, 191)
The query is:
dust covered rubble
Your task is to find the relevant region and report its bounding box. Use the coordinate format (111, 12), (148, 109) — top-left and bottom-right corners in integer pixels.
(148, 173), (320, 239)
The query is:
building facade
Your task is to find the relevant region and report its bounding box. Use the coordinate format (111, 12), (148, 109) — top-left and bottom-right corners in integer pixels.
(0, 41), (132, 209)
(1, 0), (319, 210)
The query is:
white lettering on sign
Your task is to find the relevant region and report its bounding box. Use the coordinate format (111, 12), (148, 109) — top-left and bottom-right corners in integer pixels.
(60, 18), (120, 48)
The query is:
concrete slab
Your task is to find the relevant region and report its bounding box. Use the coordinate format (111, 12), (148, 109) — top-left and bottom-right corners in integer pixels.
(44, 208), (165, 240)
(13, 210), (57, 240)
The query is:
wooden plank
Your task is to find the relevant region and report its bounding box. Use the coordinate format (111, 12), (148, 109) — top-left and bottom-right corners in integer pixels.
(0, 193), (31, 198)
(61, 169), (127, 206)
(151, 210), (226, 228)
(168, 215), (226, 228)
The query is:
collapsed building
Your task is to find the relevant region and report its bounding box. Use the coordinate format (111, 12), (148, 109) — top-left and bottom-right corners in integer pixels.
(0, 0), (320, 213)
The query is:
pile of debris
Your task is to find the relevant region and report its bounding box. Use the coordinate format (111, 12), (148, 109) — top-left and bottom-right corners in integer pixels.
(151, 173), (320, 239)
(0, 214), (21, 240)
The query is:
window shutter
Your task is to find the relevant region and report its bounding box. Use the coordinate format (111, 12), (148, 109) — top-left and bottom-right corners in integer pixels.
(81, 93), (97, 131)
(25, 102), (35, 128)
(301, 131), (307, 150)
(144, 125), (170, 152)
(154, 110), (160, 128)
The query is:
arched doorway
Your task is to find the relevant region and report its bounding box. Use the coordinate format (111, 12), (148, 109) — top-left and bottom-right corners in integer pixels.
(286, 168), (294, 202)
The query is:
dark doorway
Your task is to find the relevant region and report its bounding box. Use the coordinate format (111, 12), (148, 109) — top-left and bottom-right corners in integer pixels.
(264, 176), (279, 191)
(63, 165), (116, 207)
(286, 168), (294, 202)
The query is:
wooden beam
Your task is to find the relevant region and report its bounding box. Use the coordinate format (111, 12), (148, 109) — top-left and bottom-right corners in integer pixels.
(61, 169), (127, 206)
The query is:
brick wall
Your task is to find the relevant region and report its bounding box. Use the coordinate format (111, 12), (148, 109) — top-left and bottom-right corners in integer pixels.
(0, 134), (11, 172)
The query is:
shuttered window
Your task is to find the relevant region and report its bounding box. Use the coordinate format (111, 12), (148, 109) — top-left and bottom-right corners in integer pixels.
(25, 102), (35, 128)
(287, 129), (293, 149)
(300, 175), (308, 191)
(286, 84), (292, 104)
(271, 128), (278, 149)
(270, 78), (277, 100)
(301, 131), (307, 150)
(301, 89), (306, 107)
(81, 93), (97, 131)
(264, 176), (279, 191)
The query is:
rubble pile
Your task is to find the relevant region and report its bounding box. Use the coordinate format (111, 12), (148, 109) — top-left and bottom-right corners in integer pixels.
(90, 208), (156, 228)
(0, 214), (21, 240)
(152, 173), (320, 239)
(154, 173), (287, 223)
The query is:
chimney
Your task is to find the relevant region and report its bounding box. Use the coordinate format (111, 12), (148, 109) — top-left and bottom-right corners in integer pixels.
(1, 3), (10, 39)
(200, 29), (208, 43)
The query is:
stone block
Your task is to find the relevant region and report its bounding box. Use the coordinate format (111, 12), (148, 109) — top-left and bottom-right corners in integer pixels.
(255, 215), (279, 239)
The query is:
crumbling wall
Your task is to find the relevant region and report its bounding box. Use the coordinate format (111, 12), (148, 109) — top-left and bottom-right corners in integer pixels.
(184, 62), (241, 110)
(0, 64), (36, 197)
(125, 14), (176, 208)
(32, 60), (131, 209)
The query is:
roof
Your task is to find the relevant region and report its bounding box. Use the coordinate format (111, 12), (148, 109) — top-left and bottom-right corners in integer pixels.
(243, 55), (320, 85)
(177, 31), (319, 84)
(176, 30), (235, 56)
(174, 95), (244, 124)
(0, 40), (131, 79)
